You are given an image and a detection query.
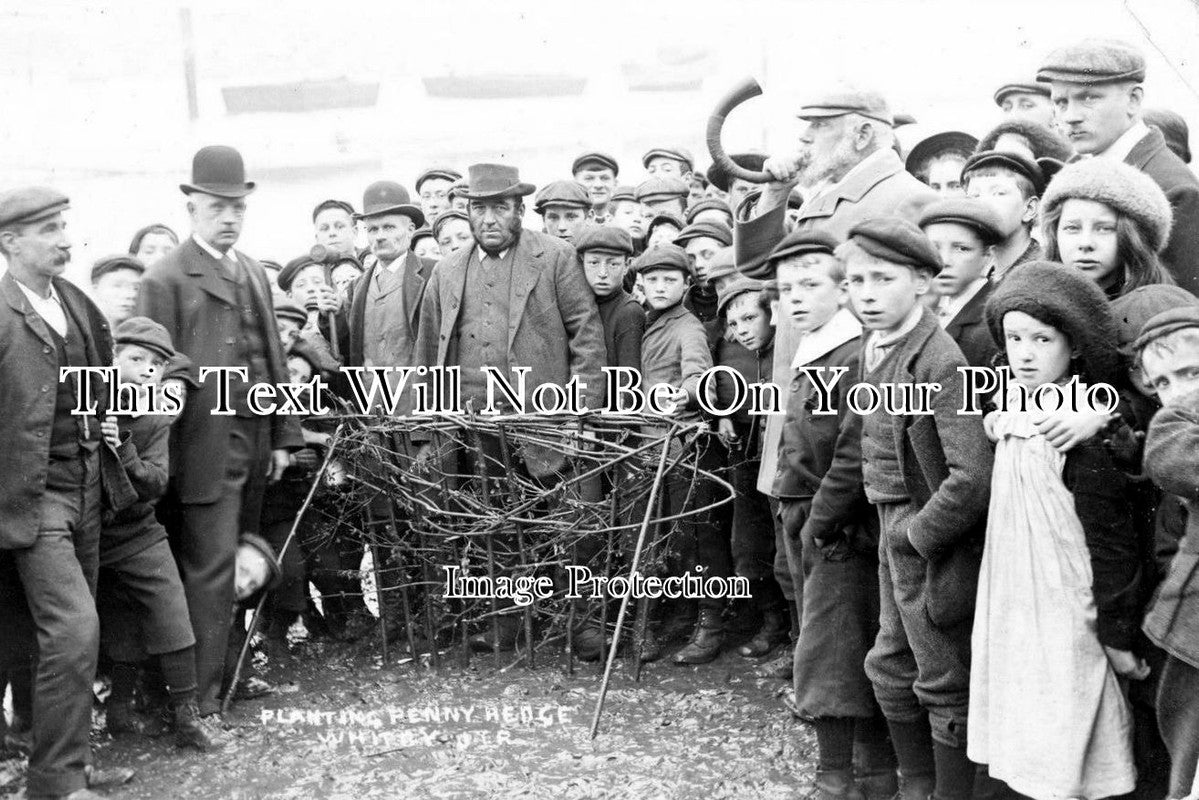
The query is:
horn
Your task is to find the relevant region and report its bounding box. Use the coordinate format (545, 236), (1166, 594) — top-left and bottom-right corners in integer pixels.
(706, 77), (773, 185)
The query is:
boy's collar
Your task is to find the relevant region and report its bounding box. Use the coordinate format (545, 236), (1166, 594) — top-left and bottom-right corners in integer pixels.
(792, 307), (862, 369)
(871, 302), (924, 346)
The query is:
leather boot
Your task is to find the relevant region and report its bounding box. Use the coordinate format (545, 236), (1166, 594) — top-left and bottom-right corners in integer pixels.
(893, 774), (936, 800)
(635, 626), (662, 663)
(672, 607), (724, 665)
(738, 607), (790, 657)
(172, 699), (231, 751)
(106, 694), (168, 737)
(814, 767), (866, 800)
(756, 643), (794, 679)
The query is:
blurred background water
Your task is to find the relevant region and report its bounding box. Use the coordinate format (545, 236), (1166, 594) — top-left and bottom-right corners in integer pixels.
(1, 0), (1196, 285)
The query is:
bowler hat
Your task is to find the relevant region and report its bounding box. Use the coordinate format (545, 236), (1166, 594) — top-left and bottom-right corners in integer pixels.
(459, 163), (536, 201)
(707, 151), (768, 193)
(114, 316), (176, 360)
(179, 145), (256, 199)
(91, 254), (146, 284)
(0, 187), (70, 229)
(354, 181), (425, 227)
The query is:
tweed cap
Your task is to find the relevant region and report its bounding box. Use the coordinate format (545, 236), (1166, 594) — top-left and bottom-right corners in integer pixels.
(114, 316), (176, 360)
(277, 255), (325, 293)
(414, 166), (462, 194)
(846, 217), (942, 274)
(766, 229), (841, 267)
(311, 199), (355, 222)
(1144, 108), (1192, 164)
(1133, 305), (1199, 353)
(917, 199), (1005, 246)
(274, 299), (308, 326)
(1036, 39), (1146, 85)
(91, 254), (145, 283)
(1041, 158), (1173, 252)
(798, 87), (893, 126)
(673, 220), (733, 248)
(962, 149), (1049, 195)
(533, 180), (592, 213)
(717, 276), (767, 317)
(641, 147), (694, 172)
(572, 151), (619, 176)
(685, 198), (732, 225)
(447, 177), (470, 201)
(632, 243), (692, 277)
(986, 261), (1121, 384)
(574, 224), (634, 256)
(636, 177), (690, 203)
(610, 185), (638, 204)
(1111, 284), (1199, 355)
(645, 212), (686, 242)
(410, 226), (434, 247)
(0, 187), (69, 229)
(707, 151), (768, 193)
(707, 247), (739, 283)
(431, 209), (469, 239)
(993, 82), (1051, 106)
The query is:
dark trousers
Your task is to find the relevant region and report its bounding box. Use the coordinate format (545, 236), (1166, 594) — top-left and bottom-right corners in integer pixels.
(1158, 653), (1199, 799)
(660, 433), (731, 613)
(97, 538), (195, 661)
(728, 446), (776, 582)
(0, 453), (101, 797)
(865, 501), (971, 749)
(175, 416), (269, 715)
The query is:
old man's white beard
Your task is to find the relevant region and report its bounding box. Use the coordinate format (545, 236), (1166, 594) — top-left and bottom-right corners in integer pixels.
(798, 135), (862, 190)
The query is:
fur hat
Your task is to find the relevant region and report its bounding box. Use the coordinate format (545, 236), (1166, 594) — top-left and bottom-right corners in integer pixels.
(1040, 158), (1174, 253)
(985, 261), (1121, 385)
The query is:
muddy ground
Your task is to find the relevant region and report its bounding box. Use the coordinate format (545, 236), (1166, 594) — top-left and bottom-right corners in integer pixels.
(1, 630), (817, 800)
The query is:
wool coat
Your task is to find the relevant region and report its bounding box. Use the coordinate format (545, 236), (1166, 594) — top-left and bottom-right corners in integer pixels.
(943, 281), (998, 368)
(137, 238), (303, 504)
(338, 250), (433, 368)
(1126, 128), (1199, 296)
(640, 302), (714, 425)
(0, 272), (112, 549)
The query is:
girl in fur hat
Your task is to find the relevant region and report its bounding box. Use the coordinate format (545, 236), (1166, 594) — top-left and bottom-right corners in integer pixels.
(1041, 158), (1175, 300)
(969, 262), (1144, 800)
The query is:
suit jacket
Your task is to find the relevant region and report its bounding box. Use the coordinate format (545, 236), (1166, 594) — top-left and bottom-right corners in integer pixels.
(943, 282), (997, 368)
(749, 148), (939, 496)
(413, 230), (606, 477)
(339, 250), (433, 368)
(138, 237), (303, 504)
(1126, 128), (1199, 296)
(0, 272), (113, 549)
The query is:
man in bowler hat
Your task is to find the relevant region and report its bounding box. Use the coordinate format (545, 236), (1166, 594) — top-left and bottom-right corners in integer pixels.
(138, 145), (302, 718)
(0, 187), (112, 799)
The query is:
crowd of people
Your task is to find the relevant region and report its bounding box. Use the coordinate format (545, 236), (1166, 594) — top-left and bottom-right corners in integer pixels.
(0, 33), (1198, 800)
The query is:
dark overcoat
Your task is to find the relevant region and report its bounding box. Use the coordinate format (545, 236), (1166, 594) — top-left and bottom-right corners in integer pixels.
(943, 281), (997, 369)
(1126, 128), (1199, 296)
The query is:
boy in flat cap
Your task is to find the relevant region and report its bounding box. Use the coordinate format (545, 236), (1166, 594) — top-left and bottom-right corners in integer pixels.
(90, 253), (145, 327)
(992, 81), (1054, 129)
(1136, 305), (1199, 800)
(97, 317), (228, 751)
(961, 150), (1045, 282)
(0, 186), (114, 799)
(572, 152), (619, 223)
(917, 198), (1004, 366)
(415, 166), (462, 221)
(687, 198), (734, 229)
(533, 180), (593, 244)
(1039, 38), (1199, 295)
(642, 146), (694, 182)
(637, 177), (690, 223)
(770, 228), (897, 800)
(840, 217), (992, 800)
(632, 244), (724, 663)
(606, 185), (647, 249)
(975, 119), (1073, 164)
(311, 199), (359, 259)
(575, 225), (644, 372)
(433, 209), (473, 259)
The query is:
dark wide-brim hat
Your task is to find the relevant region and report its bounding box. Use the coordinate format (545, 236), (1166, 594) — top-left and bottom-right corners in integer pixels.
(707, 151), (768, 192)
(180, 145), (256, 198)
(905, 131), (979, 174)
(354, 181), (425, 227)
(459, 163), (536, 201)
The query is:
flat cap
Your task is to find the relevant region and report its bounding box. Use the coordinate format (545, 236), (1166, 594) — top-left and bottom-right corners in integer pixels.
(717, 276), (767, 318)
(415, 166), (462, 194)
(277, 255), (324, 293)
(633, 243), (692, 277)
(1036, 39), (1146, 85)
(636, 176), (690, 203)
(611, 185), (638, 204)
(645, 212), (685, 242)
(917, 198), (1005, 246)
(431, 209), (469, 239)
(1132, 304), (1199, 353)
(533, 180), (592, 213)
(311, 199), (355, 222)
(798, 87), (893, 126)
(641, 147), (694, 172)
(411, 226), (434, 246)
(707, 247), (739, 283)
(573, 224), (634, 256)
(447, 177), (470, 200)
(673, 220), (733, 248)
(114, 316), (176, 360)
(1111, 284), (1198, 355)
(572, 151), (619, 176)
(1144, 108), (1192, 164)
(847, 217), (941, 274)
(0, 187), (70, 229)
(993, 82), (1051, 106)
(274, 299), (308, 326)
(962, 149), (1049, 195)
(686, 198), (733, 224)
(91, 254), (146, 283)
(766, 229), (841, 266)
(707, 151), (767, 192)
